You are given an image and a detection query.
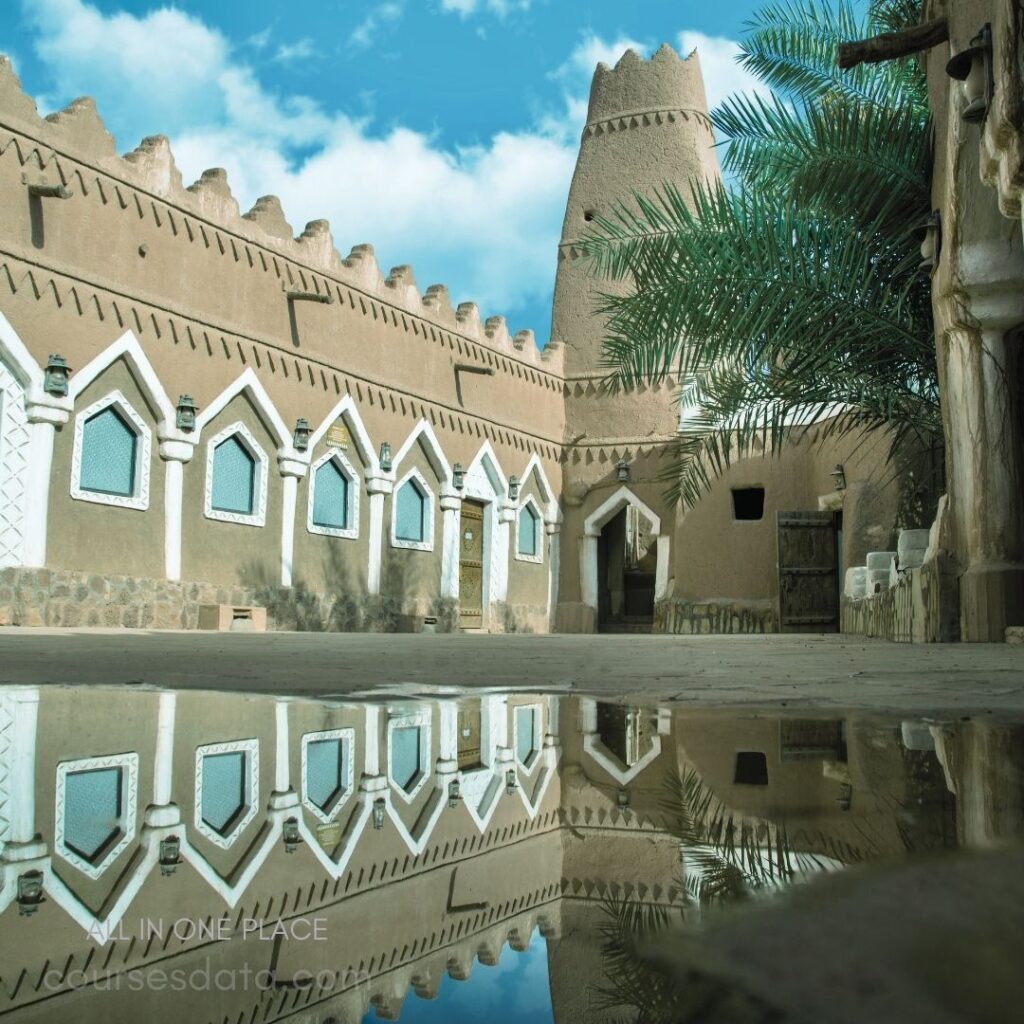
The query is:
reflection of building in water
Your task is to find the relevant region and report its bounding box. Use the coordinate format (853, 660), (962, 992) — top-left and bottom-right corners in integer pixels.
(0, 687), (1013, 1022)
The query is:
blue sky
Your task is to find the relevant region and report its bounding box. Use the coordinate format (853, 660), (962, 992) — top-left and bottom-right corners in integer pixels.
(1, 0), (768, 340)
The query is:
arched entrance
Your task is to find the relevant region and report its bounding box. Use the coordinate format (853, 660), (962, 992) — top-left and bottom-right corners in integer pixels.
(581, 487), (669, 634)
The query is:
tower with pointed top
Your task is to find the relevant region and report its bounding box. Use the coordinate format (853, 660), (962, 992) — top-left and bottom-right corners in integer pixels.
(552, 45), (721, 629)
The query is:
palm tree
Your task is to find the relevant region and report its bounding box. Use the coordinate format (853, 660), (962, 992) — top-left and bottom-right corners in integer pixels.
(582, 0), (939, 510)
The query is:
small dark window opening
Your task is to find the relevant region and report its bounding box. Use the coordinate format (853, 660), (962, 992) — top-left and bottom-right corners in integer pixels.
(732, 487), (765, 521)
(583, 209), (597, 222)
(734, 751), (768, 785)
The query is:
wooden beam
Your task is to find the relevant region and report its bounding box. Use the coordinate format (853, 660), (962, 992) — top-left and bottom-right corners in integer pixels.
(838, 16), (949, 69)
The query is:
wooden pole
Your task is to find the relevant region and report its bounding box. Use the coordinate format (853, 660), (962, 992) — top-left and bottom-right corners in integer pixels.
(838, 17), (949, 69)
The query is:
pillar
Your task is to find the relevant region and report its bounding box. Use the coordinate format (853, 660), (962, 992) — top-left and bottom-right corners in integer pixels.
(159, 439), (194, 581)
(21, 396), (70, 567)
(278, 457), (307, 588)
(440, 491), (462, 600)
(365, 473), (393, 596)
(1, 688), (46, 862)
(145, 690), (180, 828)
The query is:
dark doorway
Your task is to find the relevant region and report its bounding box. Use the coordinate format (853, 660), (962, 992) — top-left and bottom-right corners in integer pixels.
(598, 506), (657, 633)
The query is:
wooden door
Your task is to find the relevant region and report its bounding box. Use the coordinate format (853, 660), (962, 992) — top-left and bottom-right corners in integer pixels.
(459, 499), (485, 629)
(777, 511), (839, 632)
(457, 701), (483, 769)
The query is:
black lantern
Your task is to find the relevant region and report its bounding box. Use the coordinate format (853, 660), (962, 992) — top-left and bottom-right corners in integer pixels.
(43, 354), (71, 397)
(617, 789), (630, 809)
(293, 418), (311, 452)
(159, 835), (182, 876)
(448, 778), (462, 808)
(616, 459), (631, 483)
(946, 24), (993, 124)
(16, 871), (45, 917)
(505, 768), (517, 796)
(175, 395), (198, 432)
(379, 442), (392, 473)
(508, 475), (520, 502)
(452, 463), (465, 490)
(283, 817), (302, 853)
(830, 464), (847, 492)
(372, 797), (386, 829)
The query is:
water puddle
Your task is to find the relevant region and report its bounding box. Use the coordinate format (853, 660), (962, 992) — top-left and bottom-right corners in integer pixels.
(0, 684), (1021, 1022)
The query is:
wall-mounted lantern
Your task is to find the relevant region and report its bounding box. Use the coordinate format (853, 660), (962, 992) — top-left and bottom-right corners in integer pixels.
(830, 464), (847, 492)
(159, 835), (182, 876)
(379, 442), (392, 473)
(43, 354), (71, 396)
(946, 24), (993, 123)
(448, 778), (462, 808)
(452, 463), (465, 490)
(508, 475), (520, 502)
(917, 211), (942, 272)
(16, 871), (45, 917)
(372, 797), (386, 830)
(283, 817), (302, 853)
(617, 789), (630, 809)
(175, 395), (198, 433)
(616, 459), (631, 483)
(505, 768), (518, 796)
(292, 418), (311, 452)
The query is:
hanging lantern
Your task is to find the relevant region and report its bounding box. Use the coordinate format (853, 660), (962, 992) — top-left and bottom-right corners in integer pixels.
(292, 418), (311, 452)
(616, 459), (631, 483)
(378, 442), (392, 473)
(43, 354), (71, 397)
(159, 835), (182, 876)
(830, 464), (847, 492)
(175, 395), (198, 433)
(372, 797), (387, 829)
(16, 871), (45, 917)
(452, 463), (465, 490)
(505, 768), (517, 795)
(508, 475), (520, 502)
(448, 778), (462, 807)
(946, 24), (993, 124)
(283, 817), (302, 853)
(917, 211), (942, 272)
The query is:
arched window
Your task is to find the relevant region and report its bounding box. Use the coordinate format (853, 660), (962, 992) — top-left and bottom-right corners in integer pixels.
(204, 422), (268, 527)
(71, 391), (151, 510)
(515, 498), (543, 563)
(392, 469), (434, 550)
(308, 450), (359, 538)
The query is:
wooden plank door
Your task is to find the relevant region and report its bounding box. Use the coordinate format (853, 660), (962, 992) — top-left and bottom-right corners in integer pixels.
(777, 511), (839, 633)
(459, 499), (485, 630)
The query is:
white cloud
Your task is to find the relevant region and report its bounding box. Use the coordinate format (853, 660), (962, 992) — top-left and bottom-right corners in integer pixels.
(273, 38), (315, 64)
(677, 30), (771, 110)
(439, 0), (533, 17)
(19, 0), (573, 328)
(349, 2), (404, 49)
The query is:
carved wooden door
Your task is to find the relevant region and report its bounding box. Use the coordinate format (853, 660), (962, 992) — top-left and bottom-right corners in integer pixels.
(459, 499), (485, 629)
(777, 511), (839, 633)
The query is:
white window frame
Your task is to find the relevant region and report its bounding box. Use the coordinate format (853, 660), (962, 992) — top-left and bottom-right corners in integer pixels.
(514, 496), (544, 564)
(55, 752), (139, 879)
(387, 711), (432, 803)
(390, 467), (435, 552)
(194, 738), (260, 849)
(513, 702), (543, 773)
(71, 390), (151, 511)
(204, 422), (268, 528)
(307, 449), (360, 540)
(300, 728), (356, 823)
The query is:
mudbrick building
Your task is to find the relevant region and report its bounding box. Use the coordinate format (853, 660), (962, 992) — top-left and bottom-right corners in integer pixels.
(0, 44), (927, 636)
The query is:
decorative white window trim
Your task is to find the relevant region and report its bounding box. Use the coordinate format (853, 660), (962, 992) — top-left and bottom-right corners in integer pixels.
(515, 496), (544, 564)
(387, 711), (432, 803)
(307, 449), (360, 540)
(513, 702), (543, 773)
(390, 467), (435, 552)
(70, 390), (152, 511)
(194, 738), (260, 849)
(54, 752), (139, 879)
(300, 728), (355, 823)
(204, 421), (268, 528)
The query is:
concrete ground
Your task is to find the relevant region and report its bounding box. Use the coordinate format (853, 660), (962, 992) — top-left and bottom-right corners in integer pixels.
(1, 629), (1023, 712)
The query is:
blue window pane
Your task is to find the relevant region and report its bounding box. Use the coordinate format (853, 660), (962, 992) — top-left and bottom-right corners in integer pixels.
(307, 738), (346, 810)
(211, 436), (257, 515)
(395, 479), (425, 542)
(201, 751), (246, 834)
(518, 506), (539, 556)
(516, 707), (537, 764)
(313, 461), (349, 529)
(64, 766), (122, 862)
(391, 726), (421, 791)
(80, 407), (137, 497)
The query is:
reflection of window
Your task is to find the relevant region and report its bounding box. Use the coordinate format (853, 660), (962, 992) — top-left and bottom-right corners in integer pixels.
(302, 729), (354, 822)
(56, 753), (138, 878)
(195, 739), (259, 848)
(212, 437), (256, 514)
(596, 703), (654, 768)
(72, 391), (152, 510)
(514, 704), (540, 768)
(392, 469), (434, 550)
(734, 751), (769, 785)
(308, 451), (359, 538)
(387, 711), (431, 800)
(204, 423), (268, 527)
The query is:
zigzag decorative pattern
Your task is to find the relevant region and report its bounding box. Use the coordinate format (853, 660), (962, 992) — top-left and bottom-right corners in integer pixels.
(0, 692), (11, 853)
(0, 357), (29, 568)
(581, 105), (713, 141)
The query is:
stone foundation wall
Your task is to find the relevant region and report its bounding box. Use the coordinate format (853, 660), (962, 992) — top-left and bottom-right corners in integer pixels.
(840, 556), (959, 643)
(654, 597), (778, 635)
(0, 567), (462, 633)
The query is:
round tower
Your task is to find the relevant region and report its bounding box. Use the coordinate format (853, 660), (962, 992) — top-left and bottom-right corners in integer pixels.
(553, 44), (720, 443)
